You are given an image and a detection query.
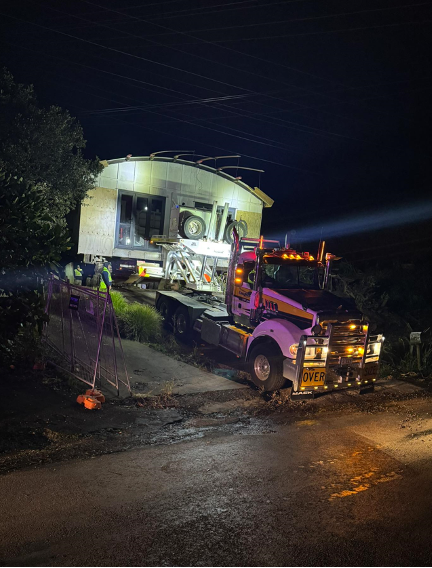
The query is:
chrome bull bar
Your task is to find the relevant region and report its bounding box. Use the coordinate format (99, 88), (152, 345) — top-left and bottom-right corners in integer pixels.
(292, 329), (383, 392)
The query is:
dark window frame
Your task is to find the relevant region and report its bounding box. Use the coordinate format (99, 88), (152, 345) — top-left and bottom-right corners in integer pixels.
(115, 190), (166, 250)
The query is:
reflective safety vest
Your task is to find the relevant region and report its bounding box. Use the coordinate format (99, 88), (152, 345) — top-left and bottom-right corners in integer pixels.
(74, 268), (83, 278)
(99, 267), (112, 291)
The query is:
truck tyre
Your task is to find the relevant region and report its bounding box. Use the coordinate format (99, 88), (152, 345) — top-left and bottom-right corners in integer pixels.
(173, 306), (191, 340)
(156, 298), (172, 327)
(248, 343), (286, 391)
(181, 215), (207, 240)
(224, 220), (247, 244)
(237, 219), (248, 238)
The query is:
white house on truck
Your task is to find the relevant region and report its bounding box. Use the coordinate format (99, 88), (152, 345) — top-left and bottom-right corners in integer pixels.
(78, 153), (273, 266)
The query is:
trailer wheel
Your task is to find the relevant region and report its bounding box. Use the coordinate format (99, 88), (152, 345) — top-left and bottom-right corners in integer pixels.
(173, 306), (191, 340)
(157, 298), (172, 327)
(237, 219), (248, 238)
(224, 220), (247, 244)
(248, 343), (286, 391)
(181, 215), (207, 240)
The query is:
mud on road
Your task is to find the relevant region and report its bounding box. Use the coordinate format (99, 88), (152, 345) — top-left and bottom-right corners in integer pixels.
(1, 367), (430, 476)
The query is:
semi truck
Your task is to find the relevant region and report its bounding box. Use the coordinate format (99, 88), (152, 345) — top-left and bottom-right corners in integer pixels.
(155, 231), (384, 394)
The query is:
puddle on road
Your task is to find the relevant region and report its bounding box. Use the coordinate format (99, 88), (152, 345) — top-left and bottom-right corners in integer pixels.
(329, 469), (402, 500)
(145, 416), (277, 446)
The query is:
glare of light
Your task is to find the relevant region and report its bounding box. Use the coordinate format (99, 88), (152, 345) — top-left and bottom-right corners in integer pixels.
(350, 324), (356, 330)
(267, 200), (432, 243)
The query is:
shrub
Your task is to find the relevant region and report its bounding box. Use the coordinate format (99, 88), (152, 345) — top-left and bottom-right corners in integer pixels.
(110, 290), (127, 316)
(382, 337), (432, 377)
(0, 172), (70, 365)
(121, 302), (162, 343)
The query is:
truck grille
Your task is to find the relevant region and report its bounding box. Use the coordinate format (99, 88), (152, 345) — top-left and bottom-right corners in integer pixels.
(322, 320), (367, 369)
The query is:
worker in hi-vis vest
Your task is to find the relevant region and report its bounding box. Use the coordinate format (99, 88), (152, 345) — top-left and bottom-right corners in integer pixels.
(99, 262), (112, 292)
(74, 264), (83, 285)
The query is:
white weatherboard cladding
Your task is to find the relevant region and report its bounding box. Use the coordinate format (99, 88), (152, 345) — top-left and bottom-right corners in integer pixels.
(83, 158), (264, 258)
(180, 163), (198, 194)
(97, 160), (262, 212)
(102, 163), (119, 180)
(135, 160), (152, 186)
(194, 168), (214, 198)
(118, 161), (135, 182)
(166, 162), (183, 190)
(150, 161), (168, 189)
(118, 180), (134, 191)
(99, 177), (117, 190)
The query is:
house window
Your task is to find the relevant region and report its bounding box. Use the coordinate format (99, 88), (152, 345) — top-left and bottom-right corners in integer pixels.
(116, 191), (165, 249)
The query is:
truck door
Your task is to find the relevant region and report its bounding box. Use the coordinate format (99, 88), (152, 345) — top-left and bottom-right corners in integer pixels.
(232, 261), (254, 319)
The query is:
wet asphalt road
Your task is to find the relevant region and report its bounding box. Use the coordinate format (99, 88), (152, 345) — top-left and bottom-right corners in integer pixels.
(1, 395), (432, 567)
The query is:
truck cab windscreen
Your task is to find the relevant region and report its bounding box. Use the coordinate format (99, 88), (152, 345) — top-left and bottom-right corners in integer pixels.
(261, 262), (318, 289)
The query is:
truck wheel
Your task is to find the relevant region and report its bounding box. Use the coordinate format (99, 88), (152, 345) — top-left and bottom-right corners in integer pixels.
(248, 343), (286, 391)
(237, 219), (248, 238)
(173, 306), (191, 340)
(157, 298), (172, 327)
(181, 215), (207, 240)
(224, 220), (247, 244)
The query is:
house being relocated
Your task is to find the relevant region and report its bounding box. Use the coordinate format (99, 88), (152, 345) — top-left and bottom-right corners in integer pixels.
(78, 153), (273, 267)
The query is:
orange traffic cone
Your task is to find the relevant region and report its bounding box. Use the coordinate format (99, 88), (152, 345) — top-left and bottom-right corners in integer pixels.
(77, 394), (102, 410)
(85, 389), (106, 403)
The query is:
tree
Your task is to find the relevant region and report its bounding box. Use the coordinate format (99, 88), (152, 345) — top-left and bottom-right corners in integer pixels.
(0, 69), (102, 222)
(0, 172), (71, 363)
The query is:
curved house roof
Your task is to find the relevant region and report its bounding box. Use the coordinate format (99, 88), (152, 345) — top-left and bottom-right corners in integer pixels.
(99, 155), (273, 208)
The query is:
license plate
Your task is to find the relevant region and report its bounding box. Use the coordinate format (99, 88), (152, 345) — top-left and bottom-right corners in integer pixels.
(363, 363), (379, 380)
(301, 367), (326, 387)
(339, 357), (359, 366)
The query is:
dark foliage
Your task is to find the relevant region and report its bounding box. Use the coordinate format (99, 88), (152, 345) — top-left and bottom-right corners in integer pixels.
(0, 69), (102, 222)
(0, 172), (70, 363)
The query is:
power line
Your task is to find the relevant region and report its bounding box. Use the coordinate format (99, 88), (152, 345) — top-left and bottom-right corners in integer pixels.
(14, 0), (413, 135)
(5, 7), (431, 161)
(0, 10), (251, 94)
(139, 2), (432, 37)
(4, 39), (311, 153)
(64, 0), (305, 28)
(202, 17), (432, 42)
(63, 1), (404, 140)
(29, 0), (349, 109)
(5, 38), (425, 155)
(5, 0), (394, 145)
(76, 0), (417, 128)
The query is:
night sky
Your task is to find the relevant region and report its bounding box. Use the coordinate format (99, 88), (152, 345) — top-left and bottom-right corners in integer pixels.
(1, 0), (432, 261)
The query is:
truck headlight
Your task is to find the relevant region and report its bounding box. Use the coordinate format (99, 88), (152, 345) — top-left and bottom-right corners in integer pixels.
(289, 344), (328, 359)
